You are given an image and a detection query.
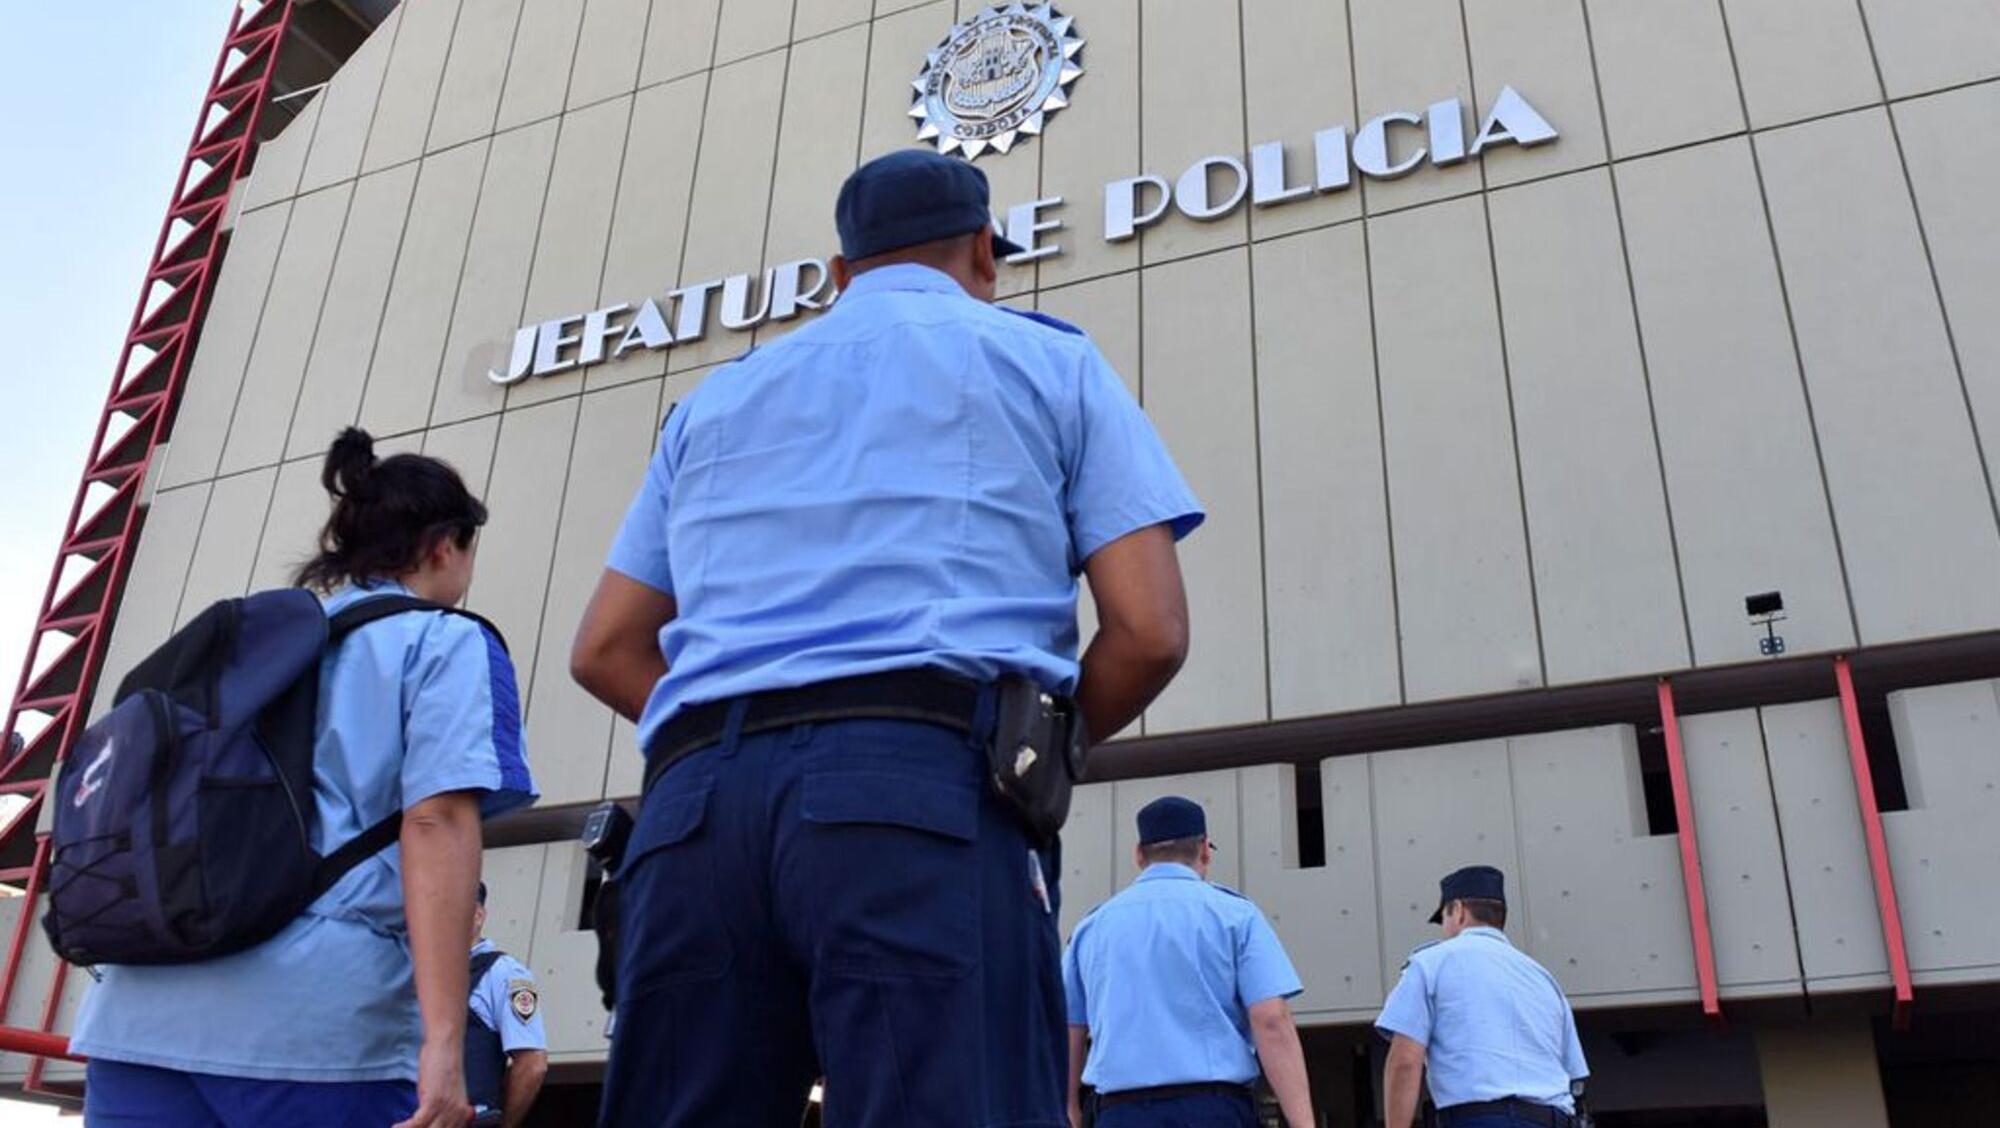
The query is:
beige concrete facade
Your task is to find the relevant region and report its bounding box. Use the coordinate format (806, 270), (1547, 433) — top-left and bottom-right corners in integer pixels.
(11, 0), (2000, 1114)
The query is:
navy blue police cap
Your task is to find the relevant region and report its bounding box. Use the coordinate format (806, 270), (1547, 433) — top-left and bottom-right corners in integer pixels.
(835, 149), (1025, 261)
(1429, 864), (1505, 924)
(1136, 796), (1207, 846)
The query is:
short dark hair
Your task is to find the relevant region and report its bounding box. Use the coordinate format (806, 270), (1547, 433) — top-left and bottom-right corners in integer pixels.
(1456, 898), (1506, 928)
(1139, 834), (1205, 865)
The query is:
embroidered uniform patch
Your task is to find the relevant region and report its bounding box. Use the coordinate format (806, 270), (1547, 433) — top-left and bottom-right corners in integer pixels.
(508, 978), (539, 1021)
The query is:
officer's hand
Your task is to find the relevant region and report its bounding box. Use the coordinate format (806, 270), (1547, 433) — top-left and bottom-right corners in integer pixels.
(395, 1039), (474, 1128)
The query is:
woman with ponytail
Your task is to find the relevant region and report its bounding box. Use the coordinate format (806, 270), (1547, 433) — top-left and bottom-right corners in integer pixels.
(71, 428), (538, 1128)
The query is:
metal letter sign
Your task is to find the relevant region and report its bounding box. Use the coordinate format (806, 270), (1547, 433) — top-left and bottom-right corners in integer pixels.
(911, 4), (1084, 159)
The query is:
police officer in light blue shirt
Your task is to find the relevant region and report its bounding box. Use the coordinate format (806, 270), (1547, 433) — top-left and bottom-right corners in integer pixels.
(465, 882), (547, 1127)
(1062, 797), (1315, 1128)
(1377, 866), (1589, 1128)
(572, 148), (1204, 1128)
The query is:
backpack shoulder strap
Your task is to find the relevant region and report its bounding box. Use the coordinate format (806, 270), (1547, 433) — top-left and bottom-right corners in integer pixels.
(309, 597), (510, 896)
(327, 595), (509, 654)
(470, 947), (507, 987)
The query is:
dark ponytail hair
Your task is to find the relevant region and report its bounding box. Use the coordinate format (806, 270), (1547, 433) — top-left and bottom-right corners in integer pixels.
(295, 428), (489, 592)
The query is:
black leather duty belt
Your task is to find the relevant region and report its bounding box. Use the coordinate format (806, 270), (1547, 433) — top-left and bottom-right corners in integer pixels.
(1097, 1082), (1253, 1108)
(1437, 1098), (1572, 1127)
(642, 668), (984, 794)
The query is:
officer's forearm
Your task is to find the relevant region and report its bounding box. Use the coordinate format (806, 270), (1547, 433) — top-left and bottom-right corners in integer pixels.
(1077, 525), (1189, 741)
(1066, 1025), (1089, 1127)
(500, 1050), (548, 1128)
(401, 791), (483, 1056)
(1075, 624), (1185, 743)
(1249, 1000), (1314, 1128)
(1384, 1035), (1427, 1128)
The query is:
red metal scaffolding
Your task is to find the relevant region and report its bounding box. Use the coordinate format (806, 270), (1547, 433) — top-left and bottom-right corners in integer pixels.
(0, 0), (296, 1091)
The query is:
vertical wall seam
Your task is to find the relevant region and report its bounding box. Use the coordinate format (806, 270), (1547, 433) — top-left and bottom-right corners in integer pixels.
(513, 393), (587, 726)
(416, 133), (503, 435)
(462, 0), (532, 147)
(179, 199), (298, 492)
(341, 161), (433, 454)
(269, 181), (363, 473)
(1347, 0), (1404, 706)
(1849, 1), (2000, 546)
(1753, 707), (1814, 1003)
(1709, 0), (1866, 647)
(1577, 0), (1700, 668)
(1232, 0), (1274, 726)
(409, 0), (470, 159)
(1459, 0), (1550, 691)
(345, 0), (411, 182)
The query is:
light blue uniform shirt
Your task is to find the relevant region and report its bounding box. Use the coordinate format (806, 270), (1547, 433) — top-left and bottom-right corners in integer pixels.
(70, 583), (538, 1082)
(469, 938), (547, 1055)
(607, 263), (1203, 751)
(1062, 863), (1304, 1093)
(1375, 927), (1588, 1113)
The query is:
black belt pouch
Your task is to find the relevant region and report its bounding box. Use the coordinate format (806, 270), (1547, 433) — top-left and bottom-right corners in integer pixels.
(987, 674), (1087, 844)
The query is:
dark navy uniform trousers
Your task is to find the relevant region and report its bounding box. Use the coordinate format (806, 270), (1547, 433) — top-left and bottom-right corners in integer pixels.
(1096, 1091), (1258, 1128)
(599, 709), (1068, 1127)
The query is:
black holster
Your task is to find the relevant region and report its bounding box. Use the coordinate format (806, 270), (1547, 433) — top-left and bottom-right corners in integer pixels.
(985, 674), (1087, 845)
(581, 800), (635, 1013)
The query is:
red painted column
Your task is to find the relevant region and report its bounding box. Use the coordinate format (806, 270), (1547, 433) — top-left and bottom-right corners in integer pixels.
(1657, 678), (1722, 1021)
(1833, 655), (1915, 1029)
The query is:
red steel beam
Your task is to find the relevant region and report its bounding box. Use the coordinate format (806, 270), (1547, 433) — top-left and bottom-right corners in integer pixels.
(1833, 655), (1915, 1029)
(1657, 678), (1723, 1022)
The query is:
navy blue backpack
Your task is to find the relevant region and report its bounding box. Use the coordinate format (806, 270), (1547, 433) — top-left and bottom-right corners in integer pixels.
(43, 588), (502, 967)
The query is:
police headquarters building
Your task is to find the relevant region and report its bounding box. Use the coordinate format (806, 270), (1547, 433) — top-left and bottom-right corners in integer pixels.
(5, 0), (2000, 1124)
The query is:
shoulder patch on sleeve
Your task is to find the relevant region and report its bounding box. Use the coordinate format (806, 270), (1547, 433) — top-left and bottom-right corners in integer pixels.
(507, 977), (539, 1021)
(1003, 307), (1087, 336)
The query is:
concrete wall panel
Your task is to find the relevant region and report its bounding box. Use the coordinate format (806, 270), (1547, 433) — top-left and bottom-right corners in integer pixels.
(1371, 195), (1540, 700)
(481, 843), (550, 956)
(1883, 680), (2000, 978)
(567, 0), (651, 109)
(715, 0), (795, 65)
(1509, 727), (1695, 1002)
(1350, 0), (1479, 216)
(1241, 0), (1358, 240)
(1140, 250), (1266, 732)
(528, 843), (611, 1056)
(857, 3), (948, 162)
(1372, 739), (1525, 983)
(762, 26), (867, 269)
(288, 163), (421, 461)
(1757, 1021), (1889, 1128)
(175, 468), (278, 629)
(1240, 759), (1385, 1020)
(525, 381), (660, 806)
(589, 75), (706, 391)
(1585, 0), (1744, 159)
(90, 484), (209, 721)
(1490, 169), (1687, 683)
(161, 202), (292, 489)
(363, 0), (464, 173)
(639, 0), (721, 86)
(1759, 699), (1891, 989)
(1757, 108), (2000, 642)
(249, 456), (331, 593)
(496, 0), (587, 131)
(1857, 0), (2000, 99)
(509, 96), (635, 408)
(360, 139), (489, 437)
(1464, 0), (1607, 188)
(1140, 0), (1246, 261)
(1615, 138), (1851, 664)
(240, 96), (322, 213)
(221, 183), (354, 476)
(465, 398), (580, 696)
(668, 50), (787, 372)
(433, 120), (560, 425)
(796, 0), (870, 40)
(421, 413), (503, 497)
(1896, 84), (2000, 517)
(1721, 0), (1879, 128)
(428, 0), (528, 152)
(1036, 0), (1137, 289)
(1250, 226), (1398, 717)
(1058, 782), (1116, 940)
(1681, 709), (1803, 995)
(299, 8), (401, 193)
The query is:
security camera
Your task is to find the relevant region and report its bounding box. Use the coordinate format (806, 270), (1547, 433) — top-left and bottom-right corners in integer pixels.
(1746, 591), (1785, 656)
(1744, 591), (1783, 617)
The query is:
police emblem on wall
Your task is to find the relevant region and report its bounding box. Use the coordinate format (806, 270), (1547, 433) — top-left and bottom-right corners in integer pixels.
(911, 3), (1083, 159)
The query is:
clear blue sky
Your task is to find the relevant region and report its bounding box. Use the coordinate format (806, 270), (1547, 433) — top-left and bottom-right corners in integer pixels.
(0, 3), (230, 706)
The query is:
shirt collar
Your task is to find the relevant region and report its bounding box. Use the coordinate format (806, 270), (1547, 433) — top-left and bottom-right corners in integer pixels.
(322, 578), (415, 613)
(1460, 926), (1511, 945)
(1136, 862), (1201, 883)
(836, 262), (966, 302)
(471, 937), (495, 955)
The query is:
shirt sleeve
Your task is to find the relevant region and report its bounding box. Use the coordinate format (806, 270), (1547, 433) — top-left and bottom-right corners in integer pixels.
(494, 958), (548, 1053)
(1062, 934), (1089, 1026)
(1375, 961), (1434, 1047)
(1235, 906), (1305, 1007)
(1063, 344), (1205, 564)
(605, 406), (683, 595)
(402, 615), (538, 818)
